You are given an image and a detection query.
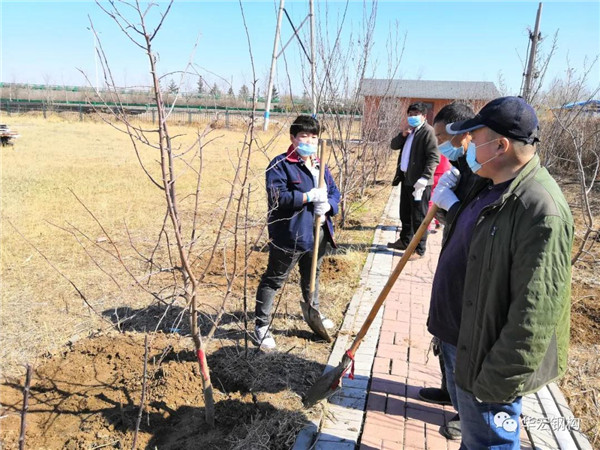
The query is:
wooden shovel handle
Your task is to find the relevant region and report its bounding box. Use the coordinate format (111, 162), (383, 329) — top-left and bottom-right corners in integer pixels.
(348, 204), (439, 355)
(309, 140), (328, 298)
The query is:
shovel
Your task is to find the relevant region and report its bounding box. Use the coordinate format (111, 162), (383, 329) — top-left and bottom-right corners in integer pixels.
(300, 140), (332, 342)
(304, 204), (439, 407)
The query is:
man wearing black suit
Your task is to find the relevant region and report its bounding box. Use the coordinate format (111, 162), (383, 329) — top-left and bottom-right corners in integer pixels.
(388, 102), (440, 257)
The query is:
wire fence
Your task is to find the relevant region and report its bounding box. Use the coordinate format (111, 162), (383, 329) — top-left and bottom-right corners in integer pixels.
(0, 100), (363, 133)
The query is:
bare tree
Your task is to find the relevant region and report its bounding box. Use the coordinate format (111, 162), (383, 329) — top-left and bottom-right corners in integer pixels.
(73, 0), (281, 429)
(313, 0), (406, 227)
(527, 30), (559, 104)
(537, 58), (600, 265)
(82, 0), (216, 427)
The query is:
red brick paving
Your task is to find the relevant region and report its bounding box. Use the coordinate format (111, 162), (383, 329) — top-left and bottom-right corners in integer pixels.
(358, 230), (460, 450)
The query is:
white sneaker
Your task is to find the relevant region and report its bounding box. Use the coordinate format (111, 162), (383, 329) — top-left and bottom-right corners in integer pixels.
(320, 315), (334, 330)
(254, 325), (276, 350)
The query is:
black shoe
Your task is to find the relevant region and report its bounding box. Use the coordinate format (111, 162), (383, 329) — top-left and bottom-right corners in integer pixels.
(387, 239), (407, 250)
(439, 414), (461, 440)
(418, 387), (452, 405)
(409, 252), (424, 261)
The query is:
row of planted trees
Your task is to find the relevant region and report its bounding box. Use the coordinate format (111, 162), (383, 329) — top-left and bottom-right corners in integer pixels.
(60, 0), (400, 431)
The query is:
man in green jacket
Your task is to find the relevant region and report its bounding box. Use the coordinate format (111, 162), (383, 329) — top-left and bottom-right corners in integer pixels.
(428, 96), (573, 449)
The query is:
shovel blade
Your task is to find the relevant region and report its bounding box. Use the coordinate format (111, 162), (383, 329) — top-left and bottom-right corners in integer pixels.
(303, 355), (352, 407)
(300, 302), (332, 342)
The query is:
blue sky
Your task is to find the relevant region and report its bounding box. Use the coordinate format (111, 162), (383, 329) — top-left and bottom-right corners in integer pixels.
(1, 1), (599, 98)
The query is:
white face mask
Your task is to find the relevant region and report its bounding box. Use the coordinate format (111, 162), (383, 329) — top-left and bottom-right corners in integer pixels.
(296, 142), (318, 156)
(466, 139), (502, 173)
(438, 140), (465, 161)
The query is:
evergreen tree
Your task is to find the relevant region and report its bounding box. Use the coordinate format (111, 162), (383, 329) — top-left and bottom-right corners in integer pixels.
(197, 77), (205, 94)
(227, 86), (234, 97)
(238, 84), (250, 100)
(209, 83), (221, 98)
(271, 86), (279, 101)
(167, 79), (178, 94)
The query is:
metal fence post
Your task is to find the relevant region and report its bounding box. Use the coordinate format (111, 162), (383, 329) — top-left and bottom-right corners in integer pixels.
(79, 104), (83, 121)
(152, 109), (156, 124)
(225, 110), (230, 129)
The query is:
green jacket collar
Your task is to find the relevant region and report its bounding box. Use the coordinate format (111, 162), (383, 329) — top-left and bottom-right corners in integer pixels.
(499, 153), (540, 202)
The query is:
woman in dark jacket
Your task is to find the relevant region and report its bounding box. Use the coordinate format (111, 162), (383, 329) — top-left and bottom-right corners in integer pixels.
(254, 115), (340, 350)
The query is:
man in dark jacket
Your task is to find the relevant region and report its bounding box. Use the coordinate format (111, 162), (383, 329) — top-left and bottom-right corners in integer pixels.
(416, 102), (479, 441)
(387, 102), (439, 257)
(432, 102), (479, 236)
(428, 97), (573, 449)
(254, 115), (341, 350)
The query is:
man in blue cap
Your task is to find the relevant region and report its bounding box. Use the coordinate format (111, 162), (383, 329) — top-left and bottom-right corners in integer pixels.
(427, 96), (573, 448)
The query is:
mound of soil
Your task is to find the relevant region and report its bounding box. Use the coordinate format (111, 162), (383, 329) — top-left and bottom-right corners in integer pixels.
(0, 332), (324, 449)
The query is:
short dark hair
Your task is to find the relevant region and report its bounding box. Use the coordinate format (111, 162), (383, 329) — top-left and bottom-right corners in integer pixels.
(290, 115), (320, 137)
(407, 102), (429, 115)
(433, 102), (475, 125)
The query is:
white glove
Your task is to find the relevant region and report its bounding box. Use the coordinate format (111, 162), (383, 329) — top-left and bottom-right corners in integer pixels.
(412, 177), (428, 201)
(306, 187), (327, 203)
(314, 200), (331, 216)
(432, 185), (459, 211)
(437, 167), (461, 190)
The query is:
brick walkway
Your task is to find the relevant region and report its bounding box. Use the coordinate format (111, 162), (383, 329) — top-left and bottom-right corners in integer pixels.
(358, 227), (462, 450)
(294, 186), (591, 450)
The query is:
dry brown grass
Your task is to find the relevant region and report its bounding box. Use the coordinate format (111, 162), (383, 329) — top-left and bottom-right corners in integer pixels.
(0, 113), (289, 374)
(558, 344), (600, 448)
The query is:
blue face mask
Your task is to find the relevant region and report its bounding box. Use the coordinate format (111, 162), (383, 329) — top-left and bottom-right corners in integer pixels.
(438, 140), (465, 161)
(407, 116), (422, 128)
(466, 140), (499, 173)
(296, 142), (317, 157)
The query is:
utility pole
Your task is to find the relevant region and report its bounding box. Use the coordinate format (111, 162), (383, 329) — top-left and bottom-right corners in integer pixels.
(87, 26), (100, 92)
(263, 0), (316, 131)
(263, 0), (285, 131)
(309, 0), (316, 117)
(522, 2), (543, 102)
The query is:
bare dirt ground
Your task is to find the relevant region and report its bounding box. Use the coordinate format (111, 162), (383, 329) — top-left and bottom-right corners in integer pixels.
(0, 247), (373, 450)
(0, 333), (314, 449)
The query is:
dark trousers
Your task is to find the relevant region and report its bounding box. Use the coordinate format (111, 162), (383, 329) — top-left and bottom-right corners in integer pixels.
(433, 338), (449, 395)
(399, 179), (431, 256)
(255, 229), (327, 327)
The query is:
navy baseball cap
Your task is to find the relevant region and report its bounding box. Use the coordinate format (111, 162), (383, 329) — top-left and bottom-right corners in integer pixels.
(446, 96), (540, 144)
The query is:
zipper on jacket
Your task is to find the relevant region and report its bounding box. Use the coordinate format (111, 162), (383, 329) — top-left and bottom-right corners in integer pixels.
(487, 225), (498, 270)
(482, 198), (510, 270)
